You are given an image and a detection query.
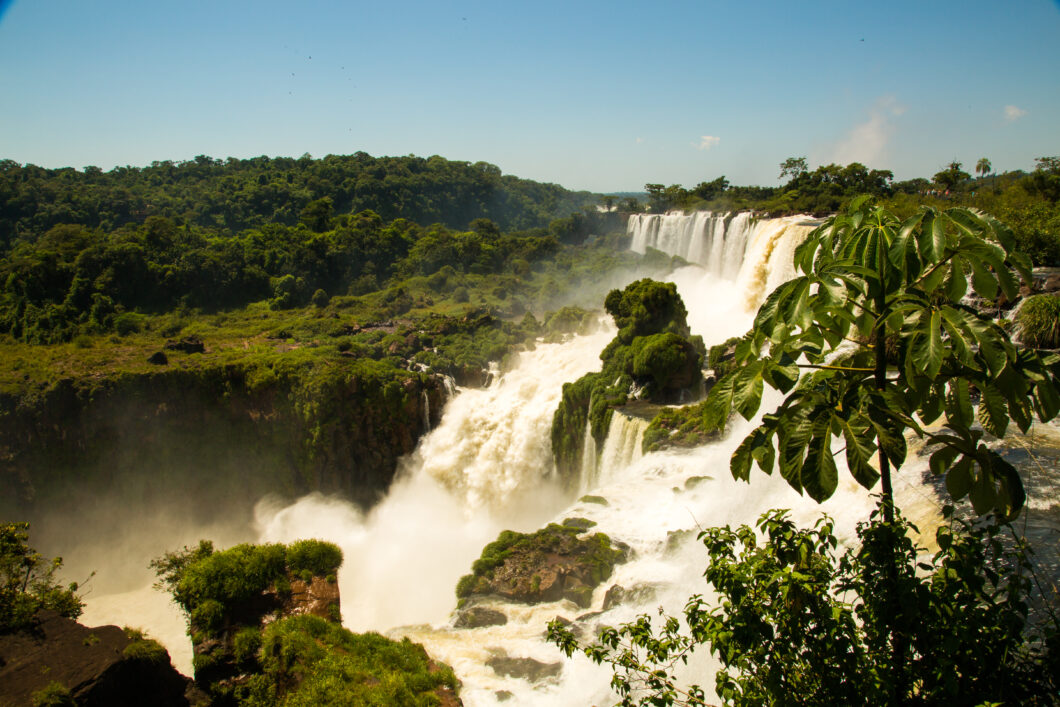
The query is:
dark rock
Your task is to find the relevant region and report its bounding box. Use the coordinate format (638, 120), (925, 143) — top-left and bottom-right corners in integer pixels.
(486, 653), (562, 683)
(495, 690), (515, 702)
(684, 475), (712, 490)
(164, 336), (205, 354)
(453, 606), (508, 629)
(147, 351), (168, 365)
(0, 611), (193, 707)
(561, 517), (597, 531)
(665, 528), (697, 555)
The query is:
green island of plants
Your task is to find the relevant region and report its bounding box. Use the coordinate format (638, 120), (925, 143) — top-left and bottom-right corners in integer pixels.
(455, 523), (627, 609)
(551, 278), (705, 482)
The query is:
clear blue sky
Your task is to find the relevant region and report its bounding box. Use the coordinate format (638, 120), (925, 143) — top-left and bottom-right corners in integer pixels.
(1, 0), (1058, 192)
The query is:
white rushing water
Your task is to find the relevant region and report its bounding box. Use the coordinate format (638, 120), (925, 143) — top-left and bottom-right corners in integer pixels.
(80, 211), (948, 702)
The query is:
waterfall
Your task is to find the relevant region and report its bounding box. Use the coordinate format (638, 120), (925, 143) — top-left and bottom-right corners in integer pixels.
(627, 211), (820, 299)
(595, 413), (649, 487)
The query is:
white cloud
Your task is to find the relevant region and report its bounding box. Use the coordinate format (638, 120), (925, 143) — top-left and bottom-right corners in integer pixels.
(695, 135), (721, 150)
(1004, 105), (1027, 122)
(829, 95), (905, 166)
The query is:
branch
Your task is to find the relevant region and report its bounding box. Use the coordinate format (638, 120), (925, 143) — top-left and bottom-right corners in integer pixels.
(797, 364), (876, 373)
(911, 251), (958, 289)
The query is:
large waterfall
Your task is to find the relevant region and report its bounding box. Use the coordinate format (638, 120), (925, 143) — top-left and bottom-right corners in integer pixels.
(79, 211), (948, 704)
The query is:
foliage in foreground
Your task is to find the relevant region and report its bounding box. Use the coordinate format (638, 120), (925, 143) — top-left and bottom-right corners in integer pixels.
(550, 505), (1060, 705)
(709, 198), (1059, 519)
(0, 521), (85, 632)
(235, 615), (458, 707)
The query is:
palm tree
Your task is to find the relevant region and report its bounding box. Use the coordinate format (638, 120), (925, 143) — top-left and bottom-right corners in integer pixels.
(976, 157), (992, 179)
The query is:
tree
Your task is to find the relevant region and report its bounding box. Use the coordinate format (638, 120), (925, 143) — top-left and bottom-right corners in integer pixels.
(690, 176), (729, 201)
(976, 157), (992, 179)
(711, 197), (1055, 520)
(778, 156), (808, 183)
(550, 505), (1060, 705)
(1, 522), (86, 632)
(933, 161), (970, 191)
(1027, 156), (1060, 202)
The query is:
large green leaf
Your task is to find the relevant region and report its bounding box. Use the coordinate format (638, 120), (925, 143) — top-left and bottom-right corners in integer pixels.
(801, 425), (839, 502)
(945, 456), (973, 500)
(841, 418), (879, 489)
(977, 384), (1009, 437)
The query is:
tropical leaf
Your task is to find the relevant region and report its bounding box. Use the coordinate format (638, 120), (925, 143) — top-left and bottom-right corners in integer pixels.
(977, 385), (1009, 437)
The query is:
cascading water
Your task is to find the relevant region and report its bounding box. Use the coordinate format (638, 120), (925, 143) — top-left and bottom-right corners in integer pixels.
(78, 211), (951, 704)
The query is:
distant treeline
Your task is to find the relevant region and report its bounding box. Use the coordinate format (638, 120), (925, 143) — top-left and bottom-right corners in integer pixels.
(640, 157), (1060, 265)
(0, 152), (597, 250)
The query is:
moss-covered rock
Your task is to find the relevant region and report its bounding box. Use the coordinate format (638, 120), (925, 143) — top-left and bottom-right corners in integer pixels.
(455, 523), (628, 609)
(641, 399), (726, 453)
(551, 279), (705, 483)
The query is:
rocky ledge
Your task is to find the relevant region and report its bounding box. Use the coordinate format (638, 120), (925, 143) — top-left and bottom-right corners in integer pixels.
(455, 523), (629, 609)
(0, 610), (201, 707)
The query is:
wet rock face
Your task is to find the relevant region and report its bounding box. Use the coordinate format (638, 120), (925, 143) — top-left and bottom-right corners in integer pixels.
(486, 650), (563, 683)
(0, 611), (196, 707)
(456, 524), (629, 609)
(453, 605), (508, 629)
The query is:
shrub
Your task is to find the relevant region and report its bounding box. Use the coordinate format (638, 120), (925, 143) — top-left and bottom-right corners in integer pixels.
(287, 539), (343, 578)
(1015, 293), (1060, 348)
(550, 504), (1060, 705)
(30, 682), (74, 707)
(122, 629), (169, 667)
(1, 522), (85, 632)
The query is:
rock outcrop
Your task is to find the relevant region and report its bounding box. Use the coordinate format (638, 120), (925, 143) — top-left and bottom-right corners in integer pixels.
(455, 523), (629, 609)
(0, 610), (200, 707)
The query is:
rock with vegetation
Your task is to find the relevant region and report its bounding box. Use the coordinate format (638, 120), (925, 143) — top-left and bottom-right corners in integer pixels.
(0, 522), (198, 706)
(455, 523), (628, 609)
(153, 538), (461, 706)
(0, 351), (449, 520)
(0, 611), (198, 707)
(551, 279), (705, 484)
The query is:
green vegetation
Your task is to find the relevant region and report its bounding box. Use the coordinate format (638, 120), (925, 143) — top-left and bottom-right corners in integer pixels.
(121, 627), (170, 667)
(550, 506), (1059, 705)
(29, 681), (75, 707)
(238, 615), (458, 707)
(0, 521), (85, 632)
(286, 539), (344, 578)
(1016, 294), (1060, 348)
(0, 153), (595, 250)
(710, 198), (1057, 518)
(151, 539), (340, 628)
(551, 279), (704, 483)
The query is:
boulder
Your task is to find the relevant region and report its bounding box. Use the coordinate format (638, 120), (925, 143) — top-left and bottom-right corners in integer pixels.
(453, 606), (508, 629)
(164, 336), (205, 354)
(455, 523), (628, 608)
(0, 611), (197, 707)
(486, 651), (562, 683)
